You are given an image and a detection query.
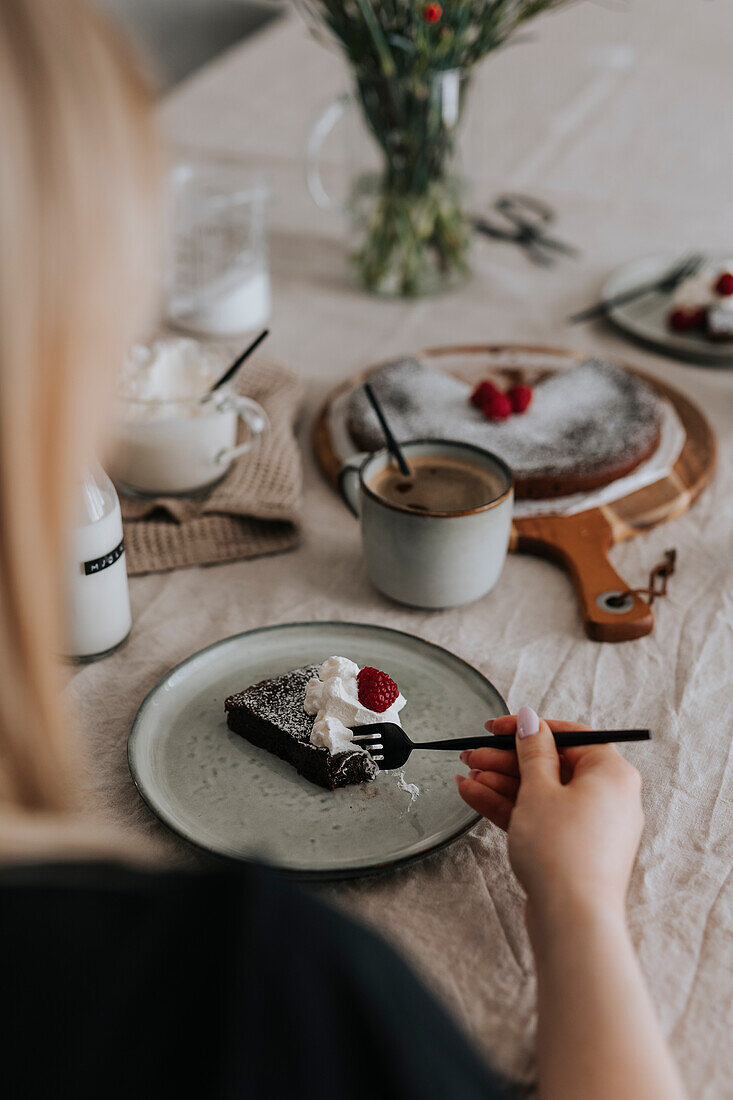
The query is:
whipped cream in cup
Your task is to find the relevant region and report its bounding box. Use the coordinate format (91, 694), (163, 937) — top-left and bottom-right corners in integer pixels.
(111, 338), (268, 497)
(304, 656), (405, 755)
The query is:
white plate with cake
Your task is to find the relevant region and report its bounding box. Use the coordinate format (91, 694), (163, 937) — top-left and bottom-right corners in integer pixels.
(340, 351), (670, 502)
(318, 345), (685, 518)
(603, 252), (733, 366)
(128, 621), (508, 878)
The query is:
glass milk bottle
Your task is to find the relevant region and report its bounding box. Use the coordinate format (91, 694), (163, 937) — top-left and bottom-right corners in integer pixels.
(64, 464), (131, 661)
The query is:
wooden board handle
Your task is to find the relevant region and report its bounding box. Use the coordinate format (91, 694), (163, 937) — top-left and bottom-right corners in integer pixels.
(513, 511), (654, 642)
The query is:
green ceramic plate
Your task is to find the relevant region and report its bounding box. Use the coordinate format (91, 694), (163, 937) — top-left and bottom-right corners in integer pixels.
(128, 621), (507, 879)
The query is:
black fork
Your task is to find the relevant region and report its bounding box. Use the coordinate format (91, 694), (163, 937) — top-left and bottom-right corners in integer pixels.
(569, 252), (704, 323)
(350, 723), (652, 772)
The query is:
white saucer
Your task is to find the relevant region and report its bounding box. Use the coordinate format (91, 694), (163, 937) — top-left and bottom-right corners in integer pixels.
(603, 252), (733, 366)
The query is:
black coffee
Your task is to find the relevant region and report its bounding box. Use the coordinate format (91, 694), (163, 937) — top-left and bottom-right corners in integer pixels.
(369, 455), (503, 513)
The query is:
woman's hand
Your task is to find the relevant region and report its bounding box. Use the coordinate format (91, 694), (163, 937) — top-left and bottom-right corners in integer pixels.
(457, 711), (686, 1100)
(456, 707), (644, 926)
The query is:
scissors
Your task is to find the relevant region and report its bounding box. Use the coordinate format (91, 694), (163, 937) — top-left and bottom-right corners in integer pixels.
(472, 193), (579, 267)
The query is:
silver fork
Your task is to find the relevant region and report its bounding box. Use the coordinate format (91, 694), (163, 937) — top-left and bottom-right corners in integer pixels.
(351, 723), (652, 772)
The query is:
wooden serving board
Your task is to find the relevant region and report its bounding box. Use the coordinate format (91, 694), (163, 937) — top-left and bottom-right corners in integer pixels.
(313, 345), (716, 642)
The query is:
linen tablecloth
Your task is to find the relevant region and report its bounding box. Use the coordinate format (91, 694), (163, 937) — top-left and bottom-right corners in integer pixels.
(68, 4), (733, 1094)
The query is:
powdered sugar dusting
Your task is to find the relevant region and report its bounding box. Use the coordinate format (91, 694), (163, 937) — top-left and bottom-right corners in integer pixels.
(348, 357), (661, 480)
(229, 665), (319, 743)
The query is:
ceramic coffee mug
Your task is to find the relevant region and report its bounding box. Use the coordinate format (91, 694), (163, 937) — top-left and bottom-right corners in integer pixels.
(339, 439), (513, 609)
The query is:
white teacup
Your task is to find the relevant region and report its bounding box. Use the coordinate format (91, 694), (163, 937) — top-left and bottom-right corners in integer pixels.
(339, 440), (513, 609)
(111, 387), (268, 497)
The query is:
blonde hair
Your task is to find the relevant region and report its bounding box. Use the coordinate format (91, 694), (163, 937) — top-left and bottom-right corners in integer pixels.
(0, 0), (160, 819)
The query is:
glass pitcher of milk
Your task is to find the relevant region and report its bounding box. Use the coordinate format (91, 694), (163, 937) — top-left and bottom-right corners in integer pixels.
(165, 154), (271, 338)
(64, 465), (131, 662)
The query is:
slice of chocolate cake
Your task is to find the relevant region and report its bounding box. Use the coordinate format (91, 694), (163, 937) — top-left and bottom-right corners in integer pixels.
(225, 665), (379, 791)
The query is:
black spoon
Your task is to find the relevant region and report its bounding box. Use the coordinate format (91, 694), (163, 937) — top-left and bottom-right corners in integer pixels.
(208, 328), (270, 394)
(364, 382), (411, 477)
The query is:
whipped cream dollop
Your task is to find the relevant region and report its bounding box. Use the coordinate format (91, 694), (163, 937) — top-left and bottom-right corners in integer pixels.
(304, 656), (406, 755)
(673, 260), (733, 312)
(120, 338), (225, 404)
(397, 770), (420, 806)
(672, 272), (714, 310)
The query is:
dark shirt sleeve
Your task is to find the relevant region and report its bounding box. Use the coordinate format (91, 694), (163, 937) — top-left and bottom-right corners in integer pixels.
(0, 861), (507, 1100)
(221, 867), (507, 1100)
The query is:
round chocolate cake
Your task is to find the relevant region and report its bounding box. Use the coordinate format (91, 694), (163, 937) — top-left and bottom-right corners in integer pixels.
(347, 357), (663, 499)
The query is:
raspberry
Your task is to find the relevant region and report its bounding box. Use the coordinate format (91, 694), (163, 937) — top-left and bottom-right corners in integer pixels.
(482, 390), (512, 421)
(357, 666), (399, 713)
(669, 306), (706, 332)
(508, 384), (533, 414)
(470, 379), (500, 409)
(715, 271), (733, 296)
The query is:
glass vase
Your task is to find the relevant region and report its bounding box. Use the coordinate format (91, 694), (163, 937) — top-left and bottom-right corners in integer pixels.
(308, 69), (472, 299)
(349, 68), (471, 298)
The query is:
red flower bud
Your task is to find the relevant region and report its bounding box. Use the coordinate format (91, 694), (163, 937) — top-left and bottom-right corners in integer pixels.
(423, 3), (442, 24)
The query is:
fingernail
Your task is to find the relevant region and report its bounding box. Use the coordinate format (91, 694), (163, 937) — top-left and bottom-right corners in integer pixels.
(454, 775), (465, 788)
(517, 705), (539, 739)
(485, 719), (495, 732)
(460, 750), (470, 764)
(469, 769), (481, 781)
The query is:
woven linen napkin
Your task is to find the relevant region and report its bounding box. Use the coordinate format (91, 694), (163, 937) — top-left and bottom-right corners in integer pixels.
(120, 358), (303, 574)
